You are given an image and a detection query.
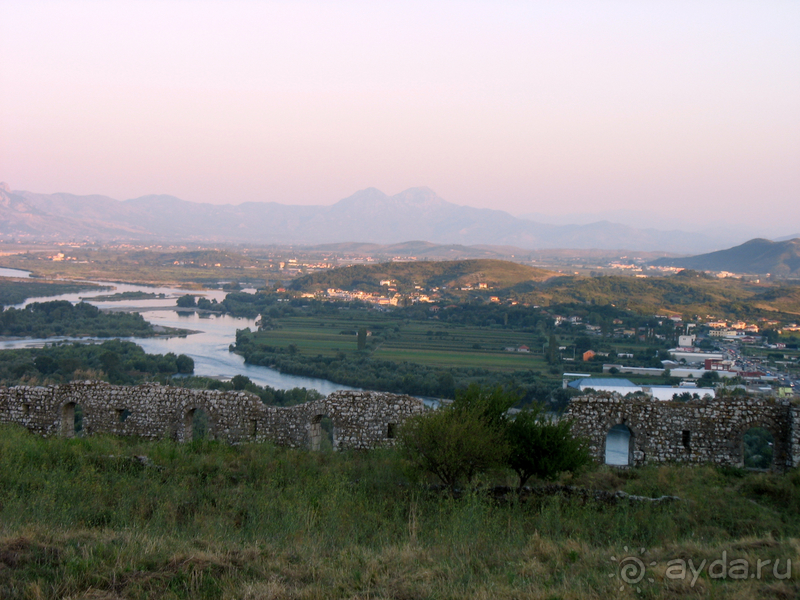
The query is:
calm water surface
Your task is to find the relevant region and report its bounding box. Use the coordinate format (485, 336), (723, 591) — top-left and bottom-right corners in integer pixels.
(1, 276), (354, 394)
(0, 267), (31, 278)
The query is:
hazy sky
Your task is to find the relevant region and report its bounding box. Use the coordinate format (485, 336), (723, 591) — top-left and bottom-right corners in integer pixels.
(1, 1), (798, 227)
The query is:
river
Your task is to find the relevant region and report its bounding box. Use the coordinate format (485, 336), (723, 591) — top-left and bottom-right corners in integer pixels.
(0, 268), (354, 395)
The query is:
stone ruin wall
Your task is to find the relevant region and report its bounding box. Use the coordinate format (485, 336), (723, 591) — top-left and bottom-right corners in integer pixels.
(4, 382), (799, 470)
(0, 381), (425, 449)
(565, 394), (800, 472)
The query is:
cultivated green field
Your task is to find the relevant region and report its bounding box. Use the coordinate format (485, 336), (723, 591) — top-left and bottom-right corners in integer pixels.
(238, 305), (684, 399)
(254, 315), (549, 373)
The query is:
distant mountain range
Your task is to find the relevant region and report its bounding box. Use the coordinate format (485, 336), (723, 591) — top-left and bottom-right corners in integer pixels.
(0, 182), (781, 253)
(650, 238), (800, 276)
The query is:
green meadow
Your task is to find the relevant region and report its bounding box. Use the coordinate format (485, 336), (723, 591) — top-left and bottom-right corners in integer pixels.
(1, 424), (798, 599)
(252, 314), (547, 372)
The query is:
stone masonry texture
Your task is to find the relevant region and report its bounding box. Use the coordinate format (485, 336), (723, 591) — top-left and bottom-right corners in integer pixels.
(0, 381), (425, 449)
(3, 382), (798, 470)
(565, 393), (800, 472)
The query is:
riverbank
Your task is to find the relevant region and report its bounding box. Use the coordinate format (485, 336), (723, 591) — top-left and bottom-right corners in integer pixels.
(1, 278), (355, 394)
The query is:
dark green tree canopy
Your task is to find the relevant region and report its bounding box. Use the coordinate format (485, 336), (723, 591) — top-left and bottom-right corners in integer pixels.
(506, 404), (590, 491)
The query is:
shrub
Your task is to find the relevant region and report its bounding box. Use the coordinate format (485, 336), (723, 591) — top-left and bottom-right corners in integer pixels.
(398, 385), (515, 490)
(506, 404), (590, 491)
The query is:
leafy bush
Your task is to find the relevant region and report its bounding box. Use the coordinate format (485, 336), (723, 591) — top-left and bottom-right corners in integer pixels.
(506, 404), (590, 490)
(398, 386), (513, 490)
(400, 385), (589, 491)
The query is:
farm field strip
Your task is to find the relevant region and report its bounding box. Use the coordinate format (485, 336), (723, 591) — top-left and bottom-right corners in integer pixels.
(372, 347), (543, 370)
(250, 315), (553, 371)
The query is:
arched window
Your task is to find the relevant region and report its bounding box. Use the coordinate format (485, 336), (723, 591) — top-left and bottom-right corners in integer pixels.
(310, 414), (335, 451)
(62, 402), (83, 437)
(184, 408), (209, 442)
(605, 424), (632, 466)
(743, 427), (774, 470)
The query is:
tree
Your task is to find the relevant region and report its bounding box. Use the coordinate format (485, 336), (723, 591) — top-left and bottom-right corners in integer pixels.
(175, 354), (194, 374)
(34, 355), (58, 375)
(176, 294), (197, 308)
(197, 297), (217, 310)
(100, 351), (120, 373)
(231, 374), (252, 390)
(398, 385), (515, 490)
(698, 370), (720, 388)
(765, 329), (780, 344)
(398, 408), (508, 491)
(546, 334), (560, 365)
(505, 404), (590, 492)
(437, 371), (456, 398)
(575, 335), (592, 353)
(451, 384), (516, 429)
(357, 327), (367, 351)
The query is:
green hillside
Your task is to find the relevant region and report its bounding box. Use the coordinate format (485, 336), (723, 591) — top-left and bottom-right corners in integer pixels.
(521, 271), (800, 320)
(651, 238), (800, 276)
(288, 259), (800, 320)
(289, 259), (555, 293)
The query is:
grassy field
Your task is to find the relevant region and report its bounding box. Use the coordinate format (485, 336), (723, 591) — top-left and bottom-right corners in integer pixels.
(239, 308), (681, 398)
(1, 424), (798, 599)
(253, 314), (549, 373)
(1, 249), (274, 287)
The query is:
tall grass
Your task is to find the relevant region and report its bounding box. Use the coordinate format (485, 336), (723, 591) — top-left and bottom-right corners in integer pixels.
(0, 424), (797, 599)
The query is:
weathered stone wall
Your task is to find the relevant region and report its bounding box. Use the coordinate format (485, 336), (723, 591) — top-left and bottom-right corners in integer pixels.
(791, 405), (800, 469)
(565, 394), (800, 471)
(0, 381), (425, 449)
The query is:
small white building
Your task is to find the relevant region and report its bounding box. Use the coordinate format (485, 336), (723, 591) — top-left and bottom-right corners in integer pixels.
(668, 349), (724, 364)
(567, 378), (641, 395)
(568, 377), (716, 401)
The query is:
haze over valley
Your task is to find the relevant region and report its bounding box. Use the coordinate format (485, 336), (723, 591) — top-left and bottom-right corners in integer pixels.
(2, 182), (795, 255)
(1, 3), (800, 598)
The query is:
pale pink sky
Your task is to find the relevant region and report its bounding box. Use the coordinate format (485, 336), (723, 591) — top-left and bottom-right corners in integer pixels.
(1, 1), (798, 227)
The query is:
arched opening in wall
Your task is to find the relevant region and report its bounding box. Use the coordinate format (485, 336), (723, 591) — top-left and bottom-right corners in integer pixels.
(184, 408), (209, 442)
(743, 427), (774, 470)
(310, 415), (335, 451)
(62, 402), (83, 437)
(605, 424), (632, 466)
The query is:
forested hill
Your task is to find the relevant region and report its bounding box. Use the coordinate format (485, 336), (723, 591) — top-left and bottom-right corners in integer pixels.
(289, 260), (556, 293)
(650, 238), (800, 276)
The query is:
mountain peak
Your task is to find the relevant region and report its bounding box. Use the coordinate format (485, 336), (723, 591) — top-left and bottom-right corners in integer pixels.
(1, 183), (787, 254)
(330, 187), (452, 216)
(0, 182), (10, 193)
(393, 187), (448, 206)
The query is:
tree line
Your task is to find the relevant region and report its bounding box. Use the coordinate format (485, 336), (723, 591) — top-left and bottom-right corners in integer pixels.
(0, 300), (154, 338)
(0, 339), (193, 386)
(234, 327), (577, 409)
